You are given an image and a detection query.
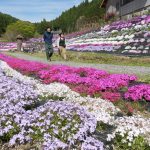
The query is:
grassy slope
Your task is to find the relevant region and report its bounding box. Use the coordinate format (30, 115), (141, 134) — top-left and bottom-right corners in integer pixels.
(14, 51), (150, 67)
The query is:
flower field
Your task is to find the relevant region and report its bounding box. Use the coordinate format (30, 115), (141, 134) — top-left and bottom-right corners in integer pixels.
(0, 54), (150, 102)
(0, 36), (57, 52)
(1, 15), (149, 56)
(66, 15), (150, 55)
(0, 59), (102, 149)
(0, 42), (17, 52)
(0, 53), (150, 149)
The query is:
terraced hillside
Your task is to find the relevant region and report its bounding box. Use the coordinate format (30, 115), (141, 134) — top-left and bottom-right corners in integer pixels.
(66, 15), (150, 56)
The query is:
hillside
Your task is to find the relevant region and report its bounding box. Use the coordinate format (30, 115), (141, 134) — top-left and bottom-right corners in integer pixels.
(66, 14), (150, 56)
(36, 0), (104, 34)
(0, 12), (18, 36)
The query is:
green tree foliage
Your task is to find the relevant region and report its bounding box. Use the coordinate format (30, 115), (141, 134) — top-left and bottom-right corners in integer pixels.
(5, 21), (35, 41)
(35, 0), (104, 34)
(0, 12), (18, 36)
(35, 19), (51, 34)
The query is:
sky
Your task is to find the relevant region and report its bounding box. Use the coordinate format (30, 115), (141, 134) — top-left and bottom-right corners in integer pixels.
(0, 0), (88, 23)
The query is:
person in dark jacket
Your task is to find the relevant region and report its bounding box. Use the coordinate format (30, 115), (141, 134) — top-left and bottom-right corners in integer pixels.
(43, 27), (61, 61)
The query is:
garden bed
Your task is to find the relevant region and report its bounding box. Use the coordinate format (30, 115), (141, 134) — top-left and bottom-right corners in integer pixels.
(0, 54), (150, 149)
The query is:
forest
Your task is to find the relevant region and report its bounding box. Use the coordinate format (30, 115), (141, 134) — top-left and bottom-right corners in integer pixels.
(35, 0), (104, 34)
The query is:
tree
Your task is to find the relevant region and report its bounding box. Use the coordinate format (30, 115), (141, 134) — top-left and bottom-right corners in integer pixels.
(35, 19), (51, 34)
(0, 12), (18, 36)
(5, 21), (35, 41)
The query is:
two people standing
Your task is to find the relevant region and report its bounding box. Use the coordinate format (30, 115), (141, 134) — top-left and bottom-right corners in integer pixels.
(43, 27), (67, 61)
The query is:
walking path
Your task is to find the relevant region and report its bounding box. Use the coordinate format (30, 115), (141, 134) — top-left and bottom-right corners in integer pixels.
(5, 53), (150, 75)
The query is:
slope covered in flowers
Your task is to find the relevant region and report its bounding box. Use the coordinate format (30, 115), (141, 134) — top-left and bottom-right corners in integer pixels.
(0, 64), (105, 149)
(1, 15), (149, 55)
(0, 53), (150, 102)
(0, 42), (17, 51)
(0, 57), (150, 149)
(66, 15), (150, 55)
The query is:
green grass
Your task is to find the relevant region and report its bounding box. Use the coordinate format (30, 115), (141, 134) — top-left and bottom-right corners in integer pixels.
(0, 39), (8, 42)
(138, 75), (150, 83)
(7, 51), (150, 67)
